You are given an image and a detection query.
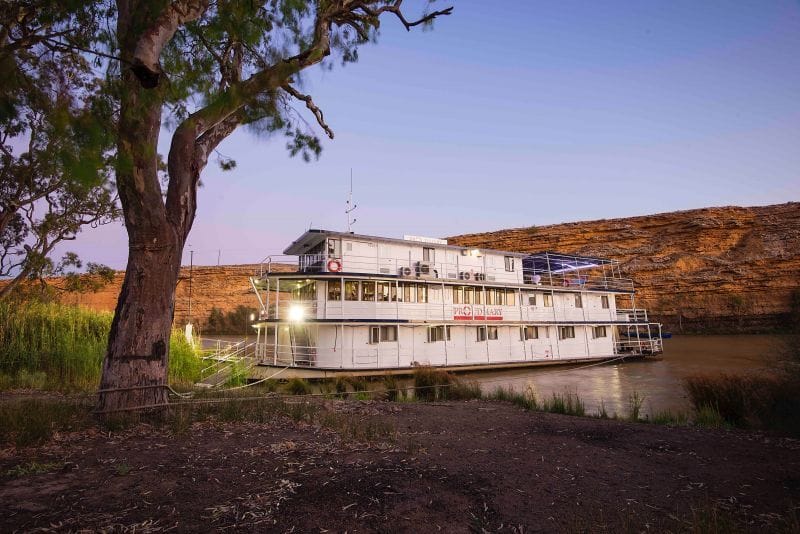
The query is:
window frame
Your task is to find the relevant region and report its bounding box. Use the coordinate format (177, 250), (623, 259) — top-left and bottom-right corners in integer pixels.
(601, 295), (610, 309)
(504, 256), (515, 272)
(487, 326), (499, 340)
(327, 279), (342, 301)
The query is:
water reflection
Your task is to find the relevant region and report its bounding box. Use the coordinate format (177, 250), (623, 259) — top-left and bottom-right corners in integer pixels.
(463, 335), (783, 416)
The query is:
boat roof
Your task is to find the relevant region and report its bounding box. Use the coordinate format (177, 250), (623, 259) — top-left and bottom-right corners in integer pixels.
(283, 229), (530, 258)
(524, 252), (616, 273)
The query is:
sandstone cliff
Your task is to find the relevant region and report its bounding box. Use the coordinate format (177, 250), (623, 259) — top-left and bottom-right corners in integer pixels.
(448, 202), (800, 333)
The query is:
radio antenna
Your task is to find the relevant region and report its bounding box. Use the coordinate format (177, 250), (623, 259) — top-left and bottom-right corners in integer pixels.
(345, 169), (357, 232)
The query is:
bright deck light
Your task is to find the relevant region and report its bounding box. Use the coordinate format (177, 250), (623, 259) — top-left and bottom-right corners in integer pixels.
(288, 304), (305, 322)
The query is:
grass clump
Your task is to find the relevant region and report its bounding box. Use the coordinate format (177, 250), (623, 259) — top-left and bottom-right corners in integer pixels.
(0, 398), (93, 447)
(284, 378), (311, 396)
(413, 367), (455, 401)
(0, 301), (203, 392)
(541, 391), (586, 416)
(491, 386), (538, 410)
(685, 373), (800, 435)
(5, 461), (62, 478)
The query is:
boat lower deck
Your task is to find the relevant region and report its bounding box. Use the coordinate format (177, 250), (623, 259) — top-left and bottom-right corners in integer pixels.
(249, 353), (655, 380)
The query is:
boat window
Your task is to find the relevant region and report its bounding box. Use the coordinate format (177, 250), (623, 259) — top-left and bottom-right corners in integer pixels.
(390, 283), (398, 302)
(376, 282), (390, 302)
(476, 326), (487, 342)
(574, 294), (583, 308)
(453, 286), (462, 304)
(504, 256), (515, 272)
(487, 326), (498, 340)
(423, 247), (435, 262)
(327, 280), (341, 301)
(520, 326), (538, 340)
(543, 294), (553, 307)
(380, 325), (398, 342)
(417, 284), (428, 303)
(463, 287), (473, 304)
(345, 280), (359, 301)
(446, 325), (452, 341)
(403, 283), (413, 303)
(291, 281), (316, 301)
(361, 281), (376, 302)
(474, 288), (483, 304)
(429, 285), (442, 304)
(369, 326), (380, 344)
(528, 293), (536, 306)
(506, 289), (516, 306)
(558, 326), (575, 340)
(327, 238), (341, 257)
(593, 326), (607, 338)
(427, 325), (446, 343)
(601, 295), (609, 309)
(485, 288), (494, 305)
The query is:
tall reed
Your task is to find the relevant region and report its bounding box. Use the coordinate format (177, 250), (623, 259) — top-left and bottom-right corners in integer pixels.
(0, 301), (203, 391)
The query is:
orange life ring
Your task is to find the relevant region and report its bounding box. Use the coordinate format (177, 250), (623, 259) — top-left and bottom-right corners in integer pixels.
(327, 259), (342, 272)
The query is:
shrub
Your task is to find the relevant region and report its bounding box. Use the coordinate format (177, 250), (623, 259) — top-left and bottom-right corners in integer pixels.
(685, 373), (800, 435)
(413, 367), (454, 401)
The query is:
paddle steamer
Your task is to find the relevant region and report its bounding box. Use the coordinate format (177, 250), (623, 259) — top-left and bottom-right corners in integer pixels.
(249, 230), (662, 378)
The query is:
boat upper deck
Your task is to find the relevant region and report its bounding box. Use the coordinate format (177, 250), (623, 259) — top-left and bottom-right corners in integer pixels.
(257, 230), (635, 293)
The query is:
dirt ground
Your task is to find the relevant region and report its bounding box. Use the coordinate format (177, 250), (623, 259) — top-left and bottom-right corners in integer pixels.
(1, 399), (799, 533)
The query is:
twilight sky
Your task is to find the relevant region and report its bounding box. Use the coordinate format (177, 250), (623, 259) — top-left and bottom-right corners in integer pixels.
(63, 0), (800, 269)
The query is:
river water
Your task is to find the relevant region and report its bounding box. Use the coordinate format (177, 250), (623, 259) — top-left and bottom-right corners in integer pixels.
(462, 335), (784, 417)
(200, 334), (784, 417)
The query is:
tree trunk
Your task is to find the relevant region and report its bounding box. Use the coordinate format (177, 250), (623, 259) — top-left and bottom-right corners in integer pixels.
(96, 232), (182, 415)
(97, 0), (182, 417)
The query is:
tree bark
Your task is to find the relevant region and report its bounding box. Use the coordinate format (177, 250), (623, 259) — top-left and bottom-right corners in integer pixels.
(97, 0), (181, 417)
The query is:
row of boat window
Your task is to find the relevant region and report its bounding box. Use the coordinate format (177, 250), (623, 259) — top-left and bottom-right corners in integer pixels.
(314, 280), (610, 308)
(367, 324), (608, 344)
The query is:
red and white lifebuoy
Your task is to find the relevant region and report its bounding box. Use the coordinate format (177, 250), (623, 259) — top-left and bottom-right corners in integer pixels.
(327, 259), (342, 272)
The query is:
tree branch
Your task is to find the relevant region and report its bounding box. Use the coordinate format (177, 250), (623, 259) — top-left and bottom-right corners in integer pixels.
(281, 84), (334, 139)
(131, 0), (209, 88)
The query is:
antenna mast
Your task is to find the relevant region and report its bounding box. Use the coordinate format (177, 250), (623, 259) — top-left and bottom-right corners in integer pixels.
(345, 169), (357, 232)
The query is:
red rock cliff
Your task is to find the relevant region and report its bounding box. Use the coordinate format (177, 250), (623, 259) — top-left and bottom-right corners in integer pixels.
(448, 202), (800, 333)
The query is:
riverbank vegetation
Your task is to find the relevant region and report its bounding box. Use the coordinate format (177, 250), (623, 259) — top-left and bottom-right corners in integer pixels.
(0, 301), (203, 392)
(683, 293), (800, 436)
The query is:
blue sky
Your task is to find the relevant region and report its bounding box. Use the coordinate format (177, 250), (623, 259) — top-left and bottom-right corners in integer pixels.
(67, 0), (800, 268)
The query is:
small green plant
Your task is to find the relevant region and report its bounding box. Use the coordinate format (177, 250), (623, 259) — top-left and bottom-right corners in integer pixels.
(5, 461), (61, 477)
(284, 378), (311, 396)
(115, 463), (133, 476)
(490, 386), (537, 410)
(628, 391), (645, 421)
(694, 404), (726, 429)
(597, 399), (610, 419)
(650, 410), (688, 426)
(334, 377), (349, 398)
(383, 374), (399, 401)
(541, 391), (585, 416)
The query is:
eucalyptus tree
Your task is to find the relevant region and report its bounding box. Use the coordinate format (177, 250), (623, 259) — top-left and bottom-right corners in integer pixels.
(0, 1), (119, 300)
(98, 0), (451, 414)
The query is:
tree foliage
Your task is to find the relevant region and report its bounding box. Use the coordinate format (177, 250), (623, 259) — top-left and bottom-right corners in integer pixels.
(0, 1), (119, 300)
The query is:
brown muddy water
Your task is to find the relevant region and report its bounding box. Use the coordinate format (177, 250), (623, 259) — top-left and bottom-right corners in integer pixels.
(461, 334), (784, 417)
(200, 334), (784, 418)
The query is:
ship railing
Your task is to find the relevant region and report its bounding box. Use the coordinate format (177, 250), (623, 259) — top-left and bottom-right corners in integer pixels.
(616, 308), (649, 322)
(614, 338), (662, 356)
(256, 252), (634, 291)
(256, 343), (317, 367)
